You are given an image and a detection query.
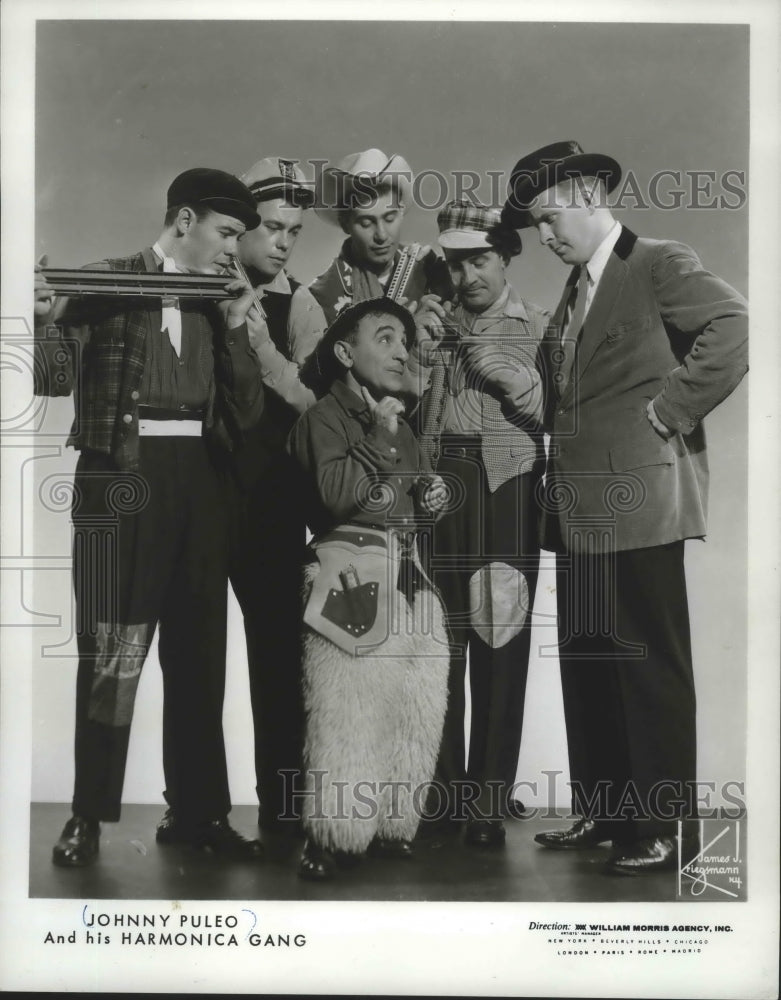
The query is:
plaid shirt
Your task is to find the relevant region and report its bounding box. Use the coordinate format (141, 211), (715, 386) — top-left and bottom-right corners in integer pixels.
(33, 248), (264, 470)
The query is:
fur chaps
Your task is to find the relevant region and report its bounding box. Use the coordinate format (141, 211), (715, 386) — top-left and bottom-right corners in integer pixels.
(300, 561), (450, 854)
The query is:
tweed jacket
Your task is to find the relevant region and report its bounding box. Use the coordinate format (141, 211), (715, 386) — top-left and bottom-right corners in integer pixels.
(404, 283), (548, 492)
(540, 226), (748, 554)
(33, 248), (264, 470)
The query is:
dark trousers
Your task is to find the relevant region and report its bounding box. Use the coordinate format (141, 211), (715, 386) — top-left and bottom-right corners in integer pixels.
(428, 443), (541, 821)
(556, 541), (697, 841)
(229, 454), (306, 829)
(71, 439), (231, 824)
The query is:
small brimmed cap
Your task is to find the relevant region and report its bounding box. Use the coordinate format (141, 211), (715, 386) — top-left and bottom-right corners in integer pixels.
(502, 141), (622, 228)
(315, 149), (413, 226)
(240, 156), (315, 208)
(167, 167), (260, 230)
(300, 297), (417, 393)
(437, 200), (503, 250)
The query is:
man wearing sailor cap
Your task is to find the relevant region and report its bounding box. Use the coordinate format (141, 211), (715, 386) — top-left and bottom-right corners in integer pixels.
(227, 156), (327, 838)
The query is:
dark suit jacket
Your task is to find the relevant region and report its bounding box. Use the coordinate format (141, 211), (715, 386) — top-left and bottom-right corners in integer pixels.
(540, 226), (748, 554)
(34, 247), (264, 470)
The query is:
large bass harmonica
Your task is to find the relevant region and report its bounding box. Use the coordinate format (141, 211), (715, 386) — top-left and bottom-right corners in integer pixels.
(40, 268), (238, 299)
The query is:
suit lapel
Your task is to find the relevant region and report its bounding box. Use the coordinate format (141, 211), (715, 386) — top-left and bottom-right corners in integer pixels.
(560, 235), (634, 403)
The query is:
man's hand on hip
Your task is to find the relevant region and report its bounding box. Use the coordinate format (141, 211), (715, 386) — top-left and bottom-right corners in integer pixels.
(646, 400), (674, 438)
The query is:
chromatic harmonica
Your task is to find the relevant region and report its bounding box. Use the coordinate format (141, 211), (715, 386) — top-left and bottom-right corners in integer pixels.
(40, 268), (239, 299)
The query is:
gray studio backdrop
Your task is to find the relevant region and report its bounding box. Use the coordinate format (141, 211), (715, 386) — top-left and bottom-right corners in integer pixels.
(31, 20), (748, 811)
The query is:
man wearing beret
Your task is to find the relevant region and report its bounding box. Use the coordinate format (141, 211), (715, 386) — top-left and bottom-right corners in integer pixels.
(309, 148), (452, 324)
(406, 200), (548, 848)
(34, 168), (266, 866)
(502, 142), (748, 874)
(227, 157), (326, 836)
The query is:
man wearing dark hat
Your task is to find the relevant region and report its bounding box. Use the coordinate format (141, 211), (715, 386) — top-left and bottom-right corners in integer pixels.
(406, 200), (548, 848)
(34, 167), (266, 867)
(288, 298), (450, 880)
(227, 156), (326, 836)
(309, 148), (451, 324)
(502, 142), (748, 874)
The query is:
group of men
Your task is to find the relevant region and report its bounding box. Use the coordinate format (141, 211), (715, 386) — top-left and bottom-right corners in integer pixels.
(33, 139), (748, 881)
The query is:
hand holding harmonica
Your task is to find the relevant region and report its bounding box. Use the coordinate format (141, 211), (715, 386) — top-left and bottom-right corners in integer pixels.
(34, 257), (57, 326)
(411, 293), (459, 349)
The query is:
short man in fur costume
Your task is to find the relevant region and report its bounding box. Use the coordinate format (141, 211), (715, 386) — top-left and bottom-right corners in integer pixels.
(309, 148), (452, 325)
(287, 298), (451, 881)
(227, 156), (326, 836)
(404, 200), (548, 848)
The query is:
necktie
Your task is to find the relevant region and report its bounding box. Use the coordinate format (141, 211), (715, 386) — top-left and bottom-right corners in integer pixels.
(564, 266), (590, 343)
(559, 266), (590, 386)
(154, 246), (183, 357)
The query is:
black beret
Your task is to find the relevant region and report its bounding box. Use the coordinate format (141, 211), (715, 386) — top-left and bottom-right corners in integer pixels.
(167, 167), (260, 230)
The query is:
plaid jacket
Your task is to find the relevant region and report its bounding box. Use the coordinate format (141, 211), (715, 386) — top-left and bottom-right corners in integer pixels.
(34, 248), (264, 470)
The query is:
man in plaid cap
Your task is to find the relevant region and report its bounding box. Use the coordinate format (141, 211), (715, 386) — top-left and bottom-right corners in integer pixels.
(33, 167), (266, 867)
(309, 148), (451, 324)
(228, 156), (327, 838)
(405, 199), (549, 848)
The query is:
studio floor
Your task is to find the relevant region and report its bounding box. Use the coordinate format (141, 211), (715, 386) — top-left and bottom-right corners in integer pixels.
(31, 803), (686, 902)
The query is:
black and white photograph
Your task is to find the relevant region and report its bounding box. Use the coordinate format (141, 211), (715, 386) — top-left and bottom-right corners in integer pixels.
(1, 1), (778, 996)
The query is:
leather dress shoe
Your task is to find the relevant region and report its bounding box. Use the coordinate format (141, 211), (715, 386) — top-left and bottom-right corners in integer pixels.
(465, 819), (506, 848)
(605, 833), (700, 876)
(534, 818), (611, 850)
(156, 810), (263, 861)
(52, 815), (100, 868)
(367, 837), (414, 859)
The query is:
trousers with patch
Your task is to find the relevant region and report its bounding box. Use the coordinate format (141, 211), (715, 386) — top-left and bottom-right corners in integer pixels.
(428, 443), (541, 821)
(70, 439), (232, 823)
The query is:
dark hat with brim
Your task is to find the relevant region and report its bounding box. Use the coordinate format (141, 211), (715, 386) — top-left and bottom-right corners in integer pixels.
(300, 297), (417, 395)
(167, 167), (260, 230)
(502, 141), (622, 229)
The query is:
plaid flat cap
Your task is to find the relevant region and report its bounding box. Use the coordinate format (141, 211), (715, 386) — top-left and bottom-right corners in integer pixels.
(437, 200), (505, 250)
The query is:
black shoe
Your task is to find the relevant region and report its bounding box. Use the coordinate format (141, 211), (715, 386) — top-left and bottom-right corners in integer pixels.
(605, 833), (700, 876)
(156, 811), (263, 861)
(534, 818), (612, 850)
(465, 819), (506, 848)
(298, 839), (336, 881)
(367, 837), (414, 860)
(52, 815), (100, 868)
